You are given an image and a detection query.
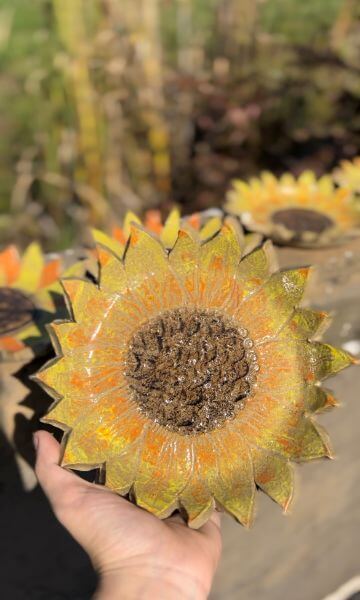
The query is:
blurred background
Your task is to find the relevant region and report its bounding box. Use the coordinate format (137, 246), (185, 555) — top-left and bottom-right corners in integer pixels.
(0, 0), (359, 250)
(1, 2), (360, 600)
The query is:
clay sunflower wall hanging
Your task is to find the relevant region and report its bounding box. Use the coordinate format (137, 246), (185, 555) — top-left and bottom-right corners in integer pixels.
(225, 171), (360, 247)
(36, 223), (354, 528)
(0, 243), (64, 360)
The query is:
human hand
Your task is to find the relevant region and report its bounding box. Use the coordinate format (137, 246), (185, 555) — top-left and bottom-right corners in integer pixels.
(34, 431), (222, 600)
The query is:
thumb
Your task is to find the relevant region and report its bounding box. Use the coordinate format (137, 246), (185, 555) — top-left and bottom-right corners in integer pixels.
(34, 430), (88, 508)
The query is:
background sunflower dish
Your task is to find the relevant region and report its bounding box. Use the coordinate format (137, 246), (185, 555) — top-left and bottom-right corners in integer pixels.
(35, 222), (354, 528)
(225, 171), (360, 248)
(0, 243), (90, 492)
(0, 243), (64, 361)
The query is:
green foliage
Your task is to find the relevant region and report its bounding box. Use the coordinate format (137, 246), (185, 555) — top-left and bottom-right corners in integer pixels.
(260, 0), (344, 43)
(0, 0), (359, 250)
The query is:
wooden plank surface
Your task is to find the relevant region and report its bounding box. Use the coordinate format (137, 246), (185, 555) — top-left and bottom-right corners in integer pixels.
(211, 367), (360, 600)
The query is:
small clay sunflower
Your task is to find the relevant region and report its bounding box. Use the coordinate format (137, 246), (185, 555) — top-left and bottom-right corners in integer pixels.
(0, 243), (64, 360)
(333, 156), (360, 195)
(226, 171), (360, 247)
(36, 223), (354, 528)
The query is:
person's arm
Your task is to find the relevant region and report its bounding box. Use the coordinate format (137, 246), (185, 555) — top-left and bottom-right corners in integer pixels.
(34, 431), (222, 600)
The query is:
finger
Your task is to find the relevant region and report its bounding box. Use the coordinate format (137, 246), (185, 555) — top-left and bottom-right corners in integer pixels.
(34, 430), (87, 504)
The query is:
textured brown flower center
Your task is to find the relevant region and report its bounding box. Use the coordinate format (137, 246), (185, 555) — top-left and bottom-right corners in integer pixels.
(0, 287), (35, 335)
(125, 308), (258, 435)
(272, 208), (334, 235)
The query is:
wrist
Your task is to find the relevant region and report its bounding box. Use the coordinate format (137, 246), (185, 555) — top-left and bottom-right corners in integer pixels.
(94, 565), (210, 600)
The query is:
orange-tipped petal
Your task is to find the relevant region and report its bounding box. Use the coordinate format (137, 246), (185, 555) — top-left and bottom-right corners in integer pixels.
(0, 245), (21, 285)
(39, 258), (61, 287)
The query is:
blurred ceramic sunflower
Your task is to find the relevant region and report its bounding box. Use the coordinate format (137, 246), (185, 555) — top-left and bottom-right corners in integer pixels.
(36, 222), (354, 528)
(93, 207), (261, 258)
(226, 171), (360, 247)
(333, 156), (360, 195)
(0, 243), (65, 360)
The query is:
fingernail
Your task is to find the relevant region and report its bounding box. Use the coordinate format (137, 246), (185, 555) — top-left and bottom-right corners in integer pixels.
(33, 432), (39, 451)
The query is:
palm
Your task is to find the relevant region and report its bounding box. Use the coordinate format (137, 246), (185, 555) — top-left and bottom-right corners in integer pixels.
(35, 431), (221, 598)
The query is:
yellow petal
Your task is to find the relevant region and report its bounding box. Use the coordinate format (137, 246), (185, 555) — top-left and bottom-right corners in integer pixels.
(169, 229), (199, 298)
(180, 480), (215, 529)
(160, 207), (181, 248)
(236, 267), (311, 341)
(198, 224), (243, 308)
(97, 246), (128, 295)
(294, 419), (332, 460)
(61, 393), (145, 466)
(42, 396), (81, 429)
(92, 228), (124, 258)
(123, 210), (142, 239)
(298, 170), (316, 185)
(199, 216), (223, 241)
(242, 233), (263, 256)
(199, 223), (241, 277)
(62, 278), (142, 334)
(255, 339), (304, 400)
(305, 385), (338, 413)
(124, 228), (186, 314)
(38, 355), (124, 403)
(105, 439), (143, 495)
(238, 402), (331, 461)
(206, 427), (255, 526)
(234, 240), (277, 302)
(49, 321), (86, 353)
(134, 431), (193, 519)
(124, 225), (169, 289)
(251, 446), (294, 510)
(16, 243), (44, 292)
(304, 342), (355, 382)
(278, 309), (329, 341)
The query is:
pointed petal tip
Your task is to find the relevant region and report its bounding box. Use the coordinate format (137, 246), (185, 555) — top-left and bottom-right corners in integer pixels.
(219, 498), (255, 528)
(135, 497), (178, 521)
(184, 500), (216, 530)
(60, 277), (81, 297)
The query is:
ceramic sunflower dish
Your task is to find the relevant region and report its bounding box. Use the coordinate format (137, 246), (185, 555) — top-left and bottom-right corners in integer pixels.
(0, 243), (65, 361)
(333, 156), (360, 196)
(226, 171), (360, 247)
(36, 223), (354, 528)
